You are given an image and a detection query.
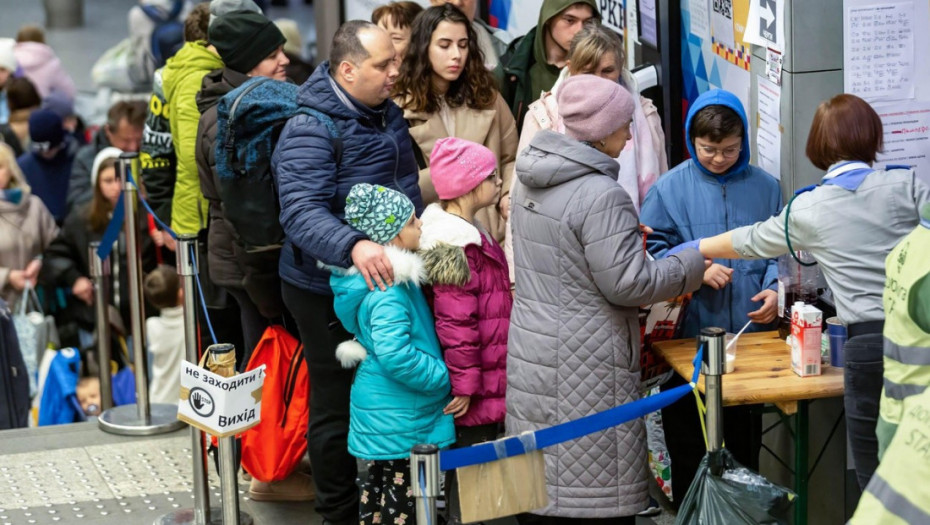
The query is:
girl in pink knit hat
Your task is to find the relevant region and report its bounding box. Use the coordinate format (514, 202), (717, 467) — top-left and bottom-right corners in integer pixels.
(417, 136), (513, 525)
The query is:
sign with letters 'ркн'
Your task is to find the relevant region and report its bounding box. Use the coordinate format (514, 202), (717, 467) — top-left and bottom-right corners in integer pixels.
(178, 362), (266, 437)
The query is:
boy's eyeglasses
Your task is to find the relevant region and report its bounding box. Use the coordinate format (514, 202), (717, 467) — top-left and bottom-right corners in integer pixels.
(696, 145), (741, 159)
(485, 169), (499, 182)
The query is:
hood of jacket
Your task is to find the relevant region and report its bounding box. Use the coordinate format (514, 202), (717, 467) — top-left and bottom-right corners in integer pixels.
(517, 129), (618, 189)
(530, 0), (599, 86)
(298, 62), (393, 129)
(418, 203), (483, 287)
(329, 245), (427, 336)
(684, 89), (751, 180)
(162, 42), (224, 103)
(418, 204), (482, 250)
(13, 42), (56, 70)
(196, 67), (249, 114)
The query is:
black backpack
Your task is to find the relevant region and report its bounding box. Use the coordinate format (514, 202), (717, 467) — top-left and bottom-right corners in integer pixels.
(142, 0), (185, 69)
(215, 77), (342, 253)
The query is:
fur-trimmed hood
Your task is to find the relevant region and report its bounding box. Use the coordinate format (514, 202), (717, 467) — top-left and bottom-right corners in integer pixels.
(418, 204), (482, 287)
(329, 245), (427, 367)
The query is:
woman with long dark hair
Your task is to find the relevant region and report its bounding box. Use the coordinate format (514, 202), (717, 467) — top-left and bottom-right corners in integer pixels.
(392, 3), (517, 244)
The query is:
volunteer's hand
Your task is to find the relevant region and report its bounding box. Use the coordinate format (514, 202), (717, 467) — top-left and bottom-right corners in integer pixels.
(703, 263), (734, 290)
(351, 240), (394, 292)
(499, 194), (510, 221)
(443, 395), (471, 418)
(72, 277), (94, 305)
(748, 289), (778, 324)
(639, 224), (654, 235)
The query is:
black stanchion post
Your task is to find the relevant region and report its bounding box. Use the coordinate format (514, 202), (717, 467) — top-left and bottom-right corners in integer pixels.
(700, 327), (726, 474)
(98, 153), (184, 436)
(88, 241), (113, 411)
(410, 444), (440, 525)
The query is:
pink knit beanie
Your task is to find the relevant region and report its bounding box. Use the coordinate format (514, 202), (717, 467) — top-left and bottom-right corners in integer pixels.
(429, 137), (498, 200)
(557, 74), (636, 143)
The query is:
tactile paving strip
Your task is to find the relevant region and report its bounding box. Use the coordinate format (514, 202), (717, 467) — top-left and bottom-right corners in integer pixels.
(0, 436), (250, 525)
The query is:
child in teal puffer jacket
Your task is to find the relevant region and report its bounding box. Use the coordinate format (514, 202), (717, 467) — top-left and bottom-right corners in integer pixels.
(330, 183), (454, 525)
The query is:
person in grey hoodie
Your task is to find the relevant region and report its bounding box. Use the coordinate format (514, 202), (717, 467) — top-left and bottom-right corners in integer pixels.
(507, 74), (705, 523)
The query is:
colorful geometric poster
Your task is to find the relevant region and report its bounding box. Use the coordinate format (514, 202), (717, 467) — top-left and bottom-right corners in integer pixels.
(682, 0), (753, 114)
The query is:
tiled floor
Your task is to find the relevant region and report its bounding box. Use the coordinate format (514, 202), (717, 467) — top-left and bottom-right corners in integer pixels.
(0, 421), (674, 525)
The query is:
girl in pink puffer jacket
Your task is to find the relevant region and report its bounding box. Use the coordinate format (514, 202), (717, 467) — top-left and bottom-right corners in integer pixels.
(418, 137), (512, 525)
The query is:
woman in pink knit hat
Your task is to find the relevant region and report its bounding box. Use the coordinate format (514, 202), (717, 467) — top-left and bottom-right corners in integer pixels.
(418, 136), (512, 525)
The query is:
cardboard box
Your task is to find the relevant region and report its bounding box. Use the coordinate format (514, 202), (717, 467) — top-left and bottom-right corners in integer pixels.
(457, 448), (548, 523)
(791, 302), (822, 377)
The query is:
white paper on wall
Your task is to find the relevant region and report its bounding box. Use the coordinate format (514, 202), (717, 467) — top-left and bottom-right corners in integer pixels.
(844, 1), (916, 102)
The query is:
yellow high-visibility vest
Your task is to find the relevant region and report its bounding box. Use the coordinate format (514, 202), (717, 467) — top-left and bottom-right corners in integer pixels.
(876, 216), (930, 456)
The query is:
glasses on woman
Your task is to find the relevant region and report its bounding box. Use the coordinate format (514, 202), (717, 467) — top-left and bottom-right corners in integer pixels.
(696, 144), (742, 159)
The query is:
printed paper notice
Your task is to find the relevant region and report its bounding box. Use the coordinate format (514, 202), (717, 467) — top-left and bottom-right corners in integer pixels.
(744, 0), (785, 51)
(711, 0), (736, 50)
(756, 77), (781, 179)
(639, 0), (658, 48)
(873, 101), (930, 184)
(844, 2), (915, 101)
(689, 0), (711, 42)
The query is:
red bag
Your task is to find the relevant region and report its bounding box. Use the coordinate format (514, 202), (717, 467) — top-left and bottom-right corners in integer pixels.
(241, 326), (309, 482)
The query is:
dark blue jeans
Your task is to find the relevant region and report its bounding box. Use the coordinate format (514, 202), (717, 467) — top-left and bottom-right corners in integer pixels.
(843, 332), (884, 490)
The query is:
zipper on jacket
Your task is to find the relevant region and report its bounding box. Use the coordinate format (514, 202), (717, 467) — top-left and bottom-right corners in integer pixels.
(386, 129), (402, 191)
(722, 183), (734, 332)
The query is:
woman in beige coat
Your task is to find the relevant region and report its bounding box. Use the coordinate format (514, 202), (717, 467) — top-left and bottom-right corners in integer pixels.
(0, 142), (58, 305)
(393, 4), (517, 243)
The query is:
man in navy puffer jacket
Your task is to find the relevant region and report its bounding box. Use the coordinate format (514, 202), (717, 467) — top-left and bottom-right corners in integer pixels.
(271, 20), (422, 525)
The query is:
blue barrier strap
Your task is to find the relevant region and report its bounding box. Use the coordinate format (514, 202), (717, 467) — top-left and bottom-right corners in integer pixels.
(126, 168), (178, 240)
(96, 197), (125, 261)
(438, 345), (704, 471)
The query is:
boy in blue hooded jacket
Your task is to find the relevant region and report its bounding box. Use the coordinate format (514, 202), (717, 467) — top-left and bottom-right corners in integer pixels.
(330, 183), (454, 525)
(639, 89), (782, 504)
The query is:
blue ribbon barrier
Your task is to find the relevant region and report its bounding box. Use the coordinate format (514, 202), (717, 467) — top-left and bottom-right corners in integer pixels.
(438, 345), (704, 471)
(94, 167), (217, 344)
(96, 197), (125, 261)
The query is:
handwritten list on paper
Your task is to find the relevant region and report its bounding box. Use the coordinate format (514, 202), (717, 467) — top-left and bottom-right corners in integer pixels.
(844, 2), (915, 101)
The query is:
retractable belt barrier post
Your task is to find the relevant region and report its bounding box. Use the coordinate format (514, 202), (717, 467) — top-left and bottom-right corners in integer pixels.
(204, 343), (252, 525)
(98, 153), (184, 436)
(88, 241), (113, 411)
(411, 444), (440, 525)
(156, 234), (221, 525)
(700, 327), (726, 474)
(410, 344), (708, 521)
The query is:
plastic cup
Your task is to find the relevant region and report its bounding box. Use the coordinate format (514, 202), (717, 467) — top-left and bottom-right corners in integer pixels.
(826, 317), (847, 367)
(725, 333), (738, 373)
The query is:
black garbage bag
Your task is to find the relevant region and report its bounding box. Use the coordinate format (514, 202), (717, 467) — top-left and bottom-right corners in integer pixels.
(676, 449), (795, 525)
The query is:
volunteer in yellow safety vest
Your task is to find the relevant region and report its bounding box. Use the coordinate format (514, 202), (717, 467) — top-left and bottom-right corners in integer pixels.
(849, 203), (930, 524)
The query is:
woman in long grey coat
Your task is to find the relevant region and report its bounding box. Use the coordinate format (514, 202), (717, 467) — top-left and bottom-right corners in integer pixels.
(507, 74), (706, 523)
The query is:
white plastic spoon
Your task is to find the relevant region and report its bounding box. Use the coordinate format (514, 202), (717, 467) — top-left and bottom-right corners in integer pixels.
(727, 320), (753, 351)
